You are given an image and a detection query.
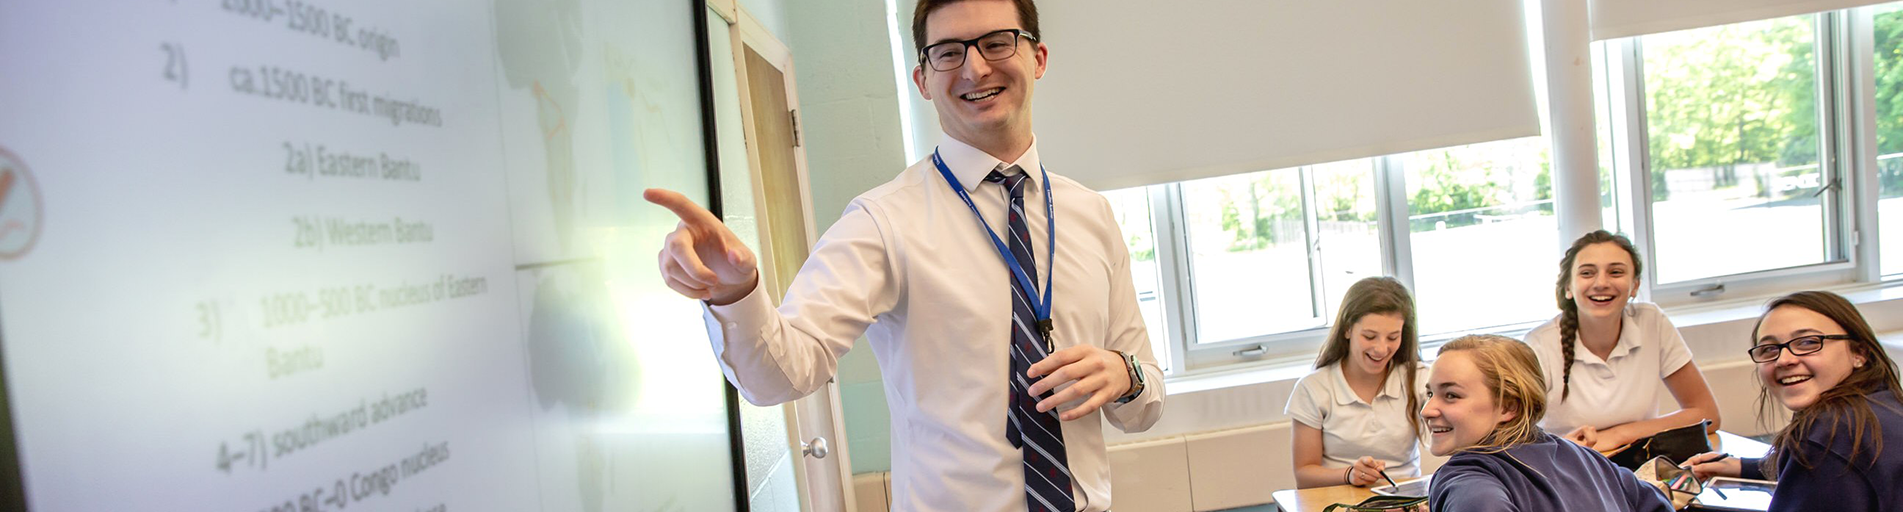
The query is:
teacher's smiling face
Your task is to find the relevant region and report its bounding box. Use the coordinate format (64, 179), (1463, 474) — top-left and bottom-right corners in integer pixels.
(912, 0), (1047, 148)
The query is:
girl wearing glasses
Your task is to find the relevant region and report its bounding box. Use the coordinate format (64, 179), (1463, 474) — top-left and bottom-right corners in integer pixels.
(1286, 277), (1428, 488)
(1684, 291), (1903, 511)
(1424, 334), (1673, 511)
(1525, 230), (1721, 450)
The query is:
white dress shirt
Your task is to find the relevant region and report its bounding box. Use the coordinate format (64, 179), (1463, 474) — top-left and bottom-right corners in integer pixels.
(701, 135), (1165, 512)
(1284, 362), (1427, 477)
(1525, 302), (1693, 435)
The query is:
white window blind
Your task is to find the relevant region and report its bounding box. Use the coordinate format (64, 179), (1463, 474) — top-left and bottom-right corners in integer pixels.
(1028, 0), (1541, 191)
(1589, 0), (1891, 40)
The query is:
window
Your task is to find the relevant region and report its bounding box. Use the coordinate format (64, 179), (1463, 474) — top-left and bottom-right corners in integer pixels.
(1639, 15), (1835, 284)
(1176, 161), (1382, 345)
(1103, 4), (1901, 376)
(1400, 137), (1559, 334)
(1874, 3), (1903, 274)
(1181, 169), (1313, 341)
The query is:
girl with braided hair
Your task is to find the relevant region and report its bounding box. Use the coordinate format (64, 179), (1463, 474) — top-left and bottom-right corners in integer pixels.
(1523, 230), (1720, 451)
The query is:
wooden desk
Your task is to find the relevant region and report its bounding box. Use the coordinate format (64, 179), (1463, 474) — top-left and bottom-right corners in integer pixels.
(1270, 483), (1386, 512)
(1268, 431), (1773, 512)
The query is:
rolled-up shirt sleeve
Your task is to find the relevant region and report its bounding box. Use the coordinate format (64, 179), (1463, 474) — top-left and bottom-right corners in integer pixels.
(1097, 196), (1164, 433)
(701, 201), (898, 406)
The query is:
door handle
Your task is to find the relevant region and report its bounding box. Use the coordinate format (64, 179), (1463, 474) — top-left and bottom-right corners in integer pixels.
(801, 437), (829, 459)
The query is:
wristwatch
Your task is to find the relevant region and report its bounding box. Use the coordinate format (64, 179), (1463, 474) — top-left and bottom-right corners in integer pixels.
(1113, 350), (1146, 404)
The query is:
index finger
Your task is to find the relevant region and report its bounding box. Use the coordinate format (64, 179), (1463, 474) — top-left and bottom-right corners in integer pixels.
(644, 188), (721, 227)
(1026, 346), (1086, 378)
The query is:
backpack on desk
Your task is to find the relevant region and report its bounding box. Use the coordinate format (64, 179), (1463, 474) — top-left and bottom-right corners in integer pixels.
(1323, 495), (1427, 512)
(1605, 419), (1711, 470)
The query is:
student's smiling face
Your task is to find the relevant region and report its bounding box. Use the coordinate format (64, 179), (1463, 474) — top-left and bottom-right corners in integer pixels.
(1566, 242), (1637, 322)
(1421, 351), (1517, 456)
(1755, 305), (1863, 410)
(1346, 312), (1405, 378)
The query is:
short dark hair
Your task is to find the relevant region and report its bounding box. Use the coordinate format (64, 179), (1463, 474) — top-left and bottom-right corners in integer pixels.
(911, 0), (1041, 61)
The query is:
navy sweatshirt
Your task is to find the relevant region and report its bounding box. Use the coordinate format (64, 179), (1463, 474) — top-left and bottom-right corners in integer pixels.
(1429, 432), (1673, 512)
(1738, 388), (1903, 512)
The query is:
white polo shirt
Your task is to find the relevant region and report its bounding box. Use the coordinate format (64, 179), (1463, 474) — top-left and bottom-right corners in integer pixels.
(1284, 362), (1427, 477)
(1526, 302), (1693, 435)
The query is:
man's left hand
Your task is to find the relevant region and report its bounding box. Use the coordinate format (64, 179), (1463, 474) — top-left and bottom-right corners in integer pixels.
(1026, 346), (1132, 421)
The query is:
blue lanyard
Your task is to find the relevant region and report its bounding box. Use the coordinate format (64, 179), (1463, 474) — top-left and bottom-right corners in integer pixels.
(931, 149), (1056, 342)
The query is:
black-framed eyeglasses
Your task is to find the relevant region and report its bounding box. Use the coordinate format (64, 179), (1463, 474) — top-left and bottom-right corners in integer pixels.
(1747, 334), (1852, 363)
(918, 29), (1036, 72)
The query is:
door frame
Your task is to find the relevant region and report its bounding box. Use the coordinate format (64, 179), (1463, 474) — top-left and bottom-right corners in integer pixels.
(707, 1), (858, 510)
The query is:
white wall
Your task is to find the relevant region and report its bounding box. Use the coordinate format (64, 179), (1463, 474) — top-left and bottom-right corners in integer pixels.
(781, 0), (913, 475)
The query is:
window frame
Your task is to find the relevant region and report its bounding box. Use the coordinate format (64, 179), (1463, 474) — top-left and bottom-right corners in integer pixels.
(1604, 12), (1864, 304)
(1132, 4), (1901, 378)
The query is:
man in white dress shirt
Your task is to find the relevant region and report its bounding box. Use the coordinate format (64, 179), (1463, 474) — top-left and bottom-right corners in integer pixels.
(645, 1), (1164, 510)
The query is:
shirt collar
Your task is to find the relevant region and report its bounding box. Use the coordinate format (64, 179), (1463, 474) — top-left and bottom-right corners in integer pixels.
(1574, 306), (1643, 364)
(935, 134), (1042, 192)
(1330, 363), (1407, 406)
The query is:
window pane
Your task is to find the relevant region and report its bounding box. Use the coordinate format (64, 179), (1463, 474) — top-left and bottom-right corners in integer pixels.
(1182, 169), (1316, 342)
(1403, 137), (1558, 334)
(1592, 41), (1622, 231)
(1642, 15), (1827, 283)
(1874, 3), (1903, 274)
(1310, 160), (1384, 322)
(1104, 187), (1171, 371)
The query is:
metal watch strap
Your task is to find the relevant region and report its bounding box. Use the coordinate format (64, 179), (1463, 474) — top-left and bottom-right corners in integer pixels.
(1113, 350), (1145, 404)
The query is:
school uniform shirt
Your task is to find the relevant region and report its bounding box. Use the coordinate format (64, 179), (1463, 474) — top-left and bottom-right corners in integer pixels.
(1284, 362), (1428, 477)
(1525, 302), (1693, 435)
(701, 135), (1165, 512)
(1429, 432), (1674, 512)
(1737, 388), (1903, 511)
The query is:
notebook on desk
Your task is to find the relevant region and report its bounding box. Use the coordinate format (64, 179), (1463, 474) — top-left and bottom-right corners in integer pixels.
(1686, 477), (1776, 511)
(1371, 475), (1432, 497)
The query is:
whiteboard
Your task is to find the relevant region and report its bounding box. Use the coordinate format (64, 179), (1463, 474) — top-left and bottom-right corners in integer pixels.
(0, 0), (740, 510)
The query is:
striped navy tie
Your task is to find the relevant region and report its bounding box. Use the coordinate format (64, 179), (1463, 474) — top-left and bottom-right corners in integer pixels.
(985, 168), (1074, 512)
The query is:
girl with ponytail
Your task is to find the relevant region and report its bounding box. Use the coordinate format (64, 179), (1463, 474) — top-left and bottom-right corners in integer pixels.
(1524, 230), (1720, 450)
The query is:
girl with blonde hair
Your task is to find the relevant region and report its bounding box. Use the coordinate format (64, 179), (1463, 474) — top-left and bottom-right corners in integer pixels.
(1424, 334), (1671, 511)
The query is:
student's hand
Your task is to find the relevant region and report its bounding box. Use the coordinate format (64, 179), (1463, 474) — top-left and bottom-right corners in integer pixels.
(1348, 456), (1387, 487)
(645, 189), (759, 305)
(1589, 424), (1643, 452)
(1684, 451), (1742, 481)
(1026, 345), (1132, 421)
(1565, 425), (1600, 448)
